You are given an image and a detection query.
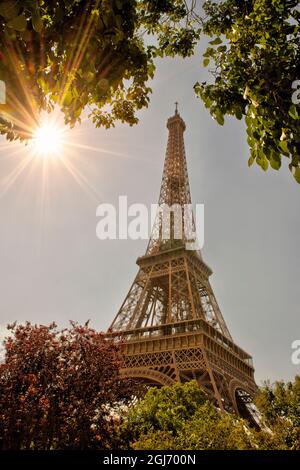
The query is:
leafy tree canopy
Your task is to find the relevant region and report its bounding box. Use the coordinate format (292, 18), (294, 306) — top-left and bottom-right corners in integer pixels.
(196, 0), (300, 183)
(0, 0), (199, 140)
(0, 321), (140, 450)
(120, 380), (208, 441)
(0, 1), (299, 184)
(120, 379), (300, 450)
(1, 332), (300, 451)
(254, 376), (300, 449)
(119, 381), (254, 450)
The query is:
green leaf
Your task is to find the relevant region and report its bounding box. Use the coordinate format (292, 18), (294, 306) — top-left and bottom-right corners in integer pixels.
(262, 160), (269, 171)
(247, 136), (253, 146)
(279, 140), (289, 155)
(103, 13), (111, 27)
(245, 115), (252, 127)
(270, 155), (281, 170)
(214, 109), (224, 126)
(63, 90), (72, 106)
(203, 96), (212, 108)
(243, 86), (250, 100)
(32, 13), (43, 33)
(259, 158), (269, 172)
(115, 15), (122, 30)
(248, 156), (255, 167)
(37, 77), (49, 94)
(7, 14), (27, 31)
(98, 78), (109, 91)
(209, 37), (222, 46)
(203, 58), (210, 67)
(293, 168), (300, 184)
(86, 71), (95, 83)
(20, 30), (31, 42)
(0, 1), (19, 19)
(203, 47), (214, 58)
(235, 109), (243, 120)
(289, 105), (299, 120)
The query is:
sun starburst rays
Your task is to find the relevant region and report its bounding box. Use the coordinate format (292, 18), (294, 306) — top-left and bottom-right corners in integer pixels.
(0, 108), (117, 206)
(0, 6), (119, 244)
(31, 122), (63, 158)
(0, 1), (101, 142)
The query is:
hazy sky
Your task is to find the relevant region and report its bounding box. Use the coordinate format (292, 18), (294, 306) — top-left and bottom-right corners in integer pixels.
(0, 42), (299, 385)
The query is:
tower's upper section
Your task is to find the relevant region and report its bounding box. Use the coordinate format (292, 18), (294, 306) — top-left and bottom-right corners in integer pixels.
(166, 107), (186, 132)
(159, 107), (190, 208)
(146, 106), (199, 255)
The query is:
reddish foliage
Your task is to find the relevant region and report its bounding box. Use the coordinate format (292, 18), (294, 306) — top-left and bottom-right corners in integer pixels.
(0, 322), (140, 449)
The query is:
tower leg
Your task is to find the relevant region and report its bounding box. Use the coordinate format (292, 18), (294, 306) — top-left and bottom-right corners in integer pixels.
(202, 350), (224, 411)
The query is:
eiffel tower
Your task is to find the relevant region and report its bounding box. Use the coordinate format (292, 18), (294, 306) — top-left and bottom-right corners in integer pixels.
(108, 106), (257, 416)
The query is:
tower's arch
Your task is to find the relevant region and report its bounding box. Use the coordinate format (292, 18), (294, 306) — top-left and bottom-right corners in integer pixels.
(229, 379), (258, 424)
(120, 367), (176, 387)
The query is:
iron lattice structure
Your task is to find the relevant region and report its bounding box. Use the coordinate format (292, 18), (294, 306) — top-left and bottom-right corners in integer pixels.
(108, 108), (257, 416)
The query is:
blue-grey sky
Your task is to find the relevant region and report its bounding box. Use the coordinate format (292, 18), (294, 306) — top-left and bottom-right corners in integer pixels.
(0, 44), (299, 385)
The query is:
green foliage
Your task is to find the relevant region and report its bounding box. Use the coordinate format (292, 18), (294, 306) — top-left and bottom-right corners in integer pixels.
(0, 0), (200, 140)
(1, 337), (300, 452)
(121, 380), (207, 442)
(195, 0), (300, 183)
(174, 403), (254, 450)
(255, 376), (300, 449)
(120, 381), (255, 450)
(131, 430), (178, 450)
(120, 378), (300, 450)
(131, 402), (255, 450)
(1, 1), (299, 185)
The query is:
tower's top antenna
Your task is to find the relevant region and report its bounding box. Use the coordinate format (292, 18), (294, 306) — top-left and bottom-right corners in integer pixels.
(175, 101), (179, 115)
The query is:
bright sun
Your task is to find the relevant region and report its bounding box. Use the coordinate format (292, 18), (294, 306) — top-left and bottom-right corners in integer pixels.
(32, 123), (63, 157)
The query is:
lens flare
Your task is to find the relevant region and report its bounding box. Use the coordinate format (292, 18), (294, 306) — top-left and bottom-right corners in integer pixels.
(32, 123), (62, 157)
